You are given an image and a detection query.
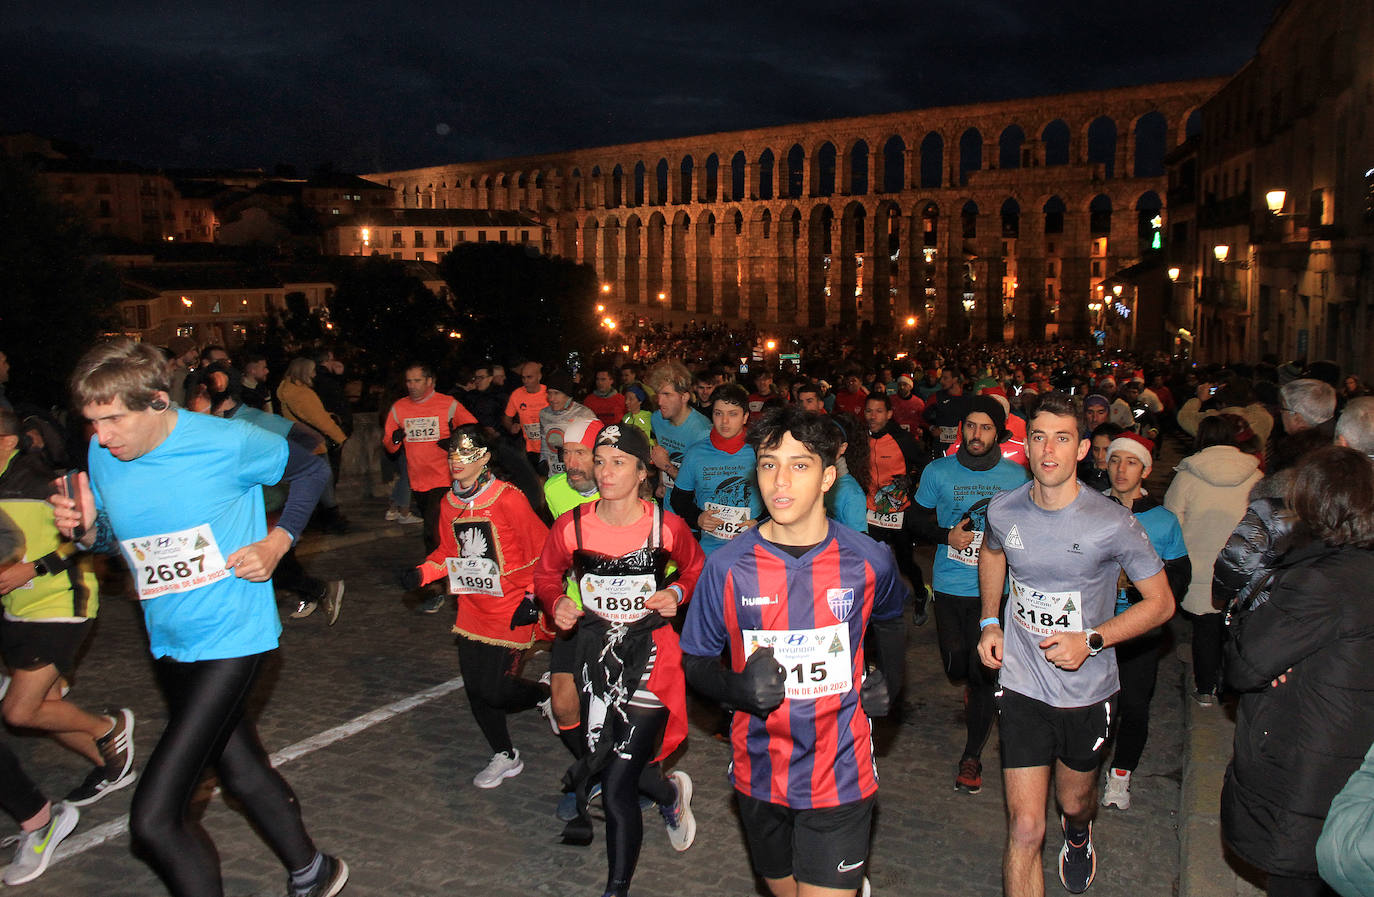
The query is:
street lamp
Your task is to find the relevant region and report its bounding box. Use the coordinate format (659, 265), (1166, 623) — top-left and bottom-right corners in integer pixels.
(1112, 284), (1123, 298)
(905, 316), (916, 327)
(601, 283), (612, 294)
(1213, 244), (1230, 263)
(1168, 267), (1181, 282)
(1265, 190), (1286, 214)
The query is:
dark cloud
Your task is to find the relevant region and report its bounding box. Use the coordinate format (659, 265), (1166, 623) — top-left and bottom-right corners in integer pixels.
(0, 1), (1279, 172)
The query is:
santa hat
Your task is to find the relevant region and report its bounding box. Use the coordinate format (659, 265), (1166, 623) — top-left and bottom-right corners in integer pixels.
(977, 385), (1011, 416)
(1106, 433), (1154, 472)
(562, 417), (604, 451)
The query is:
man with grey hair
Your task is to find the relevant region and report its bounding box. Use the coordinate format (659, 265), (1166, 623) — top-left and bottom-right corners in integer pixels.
(1278, 378), (1337, 435)
(1335, 396), (1374, 458)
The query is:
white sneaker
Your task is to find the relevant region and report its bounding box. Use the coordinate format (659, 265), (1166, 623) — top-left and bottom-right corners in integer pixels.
(384, 508), (401, 522)
(473, 749), (523, 789)
(1102, 768), (1131, 810)
(396, 512), (423, 525)
(536, 672), (559, 735)
(659, 770), (696, 851)
(3, 802), (79, 885)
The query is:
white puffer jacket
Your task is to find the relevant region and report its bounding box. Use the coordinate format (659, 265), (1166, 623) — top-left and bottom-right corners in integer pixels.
(1163, 445), (1263, 615)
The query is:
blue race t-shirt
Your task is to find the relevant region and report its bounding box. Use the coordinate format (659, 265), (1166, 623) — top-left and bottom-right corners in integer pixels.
(825, 473), (869, 533)
(674, 439), (762, 554)
(650, 409), (711, 505)
(915, 454), (1028, 597)
(89, 411), (288, 662)
(1116, 499), (1187, 614)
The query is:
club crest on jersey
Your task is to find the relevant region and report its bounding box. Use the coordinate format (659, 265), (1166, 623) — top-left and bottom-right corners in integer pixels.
(827, 587), (854, 619)
(1004, 524), (1025, 550)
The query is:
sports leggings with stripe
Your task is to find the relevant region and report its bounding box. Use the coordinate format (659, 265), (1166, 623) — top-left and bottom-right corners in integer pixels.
(130, 652), (315, 897)
(601, 705), (676, 897)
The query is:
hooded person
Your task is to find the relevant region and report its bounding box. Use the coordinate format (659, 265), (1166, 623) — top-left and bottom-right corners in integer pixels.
(539, 369), (598, 477)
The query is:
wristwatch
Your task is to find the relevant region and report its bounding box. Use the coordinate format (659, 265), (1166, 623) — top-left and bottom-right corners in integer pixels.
(1085, 629), (1105, 656)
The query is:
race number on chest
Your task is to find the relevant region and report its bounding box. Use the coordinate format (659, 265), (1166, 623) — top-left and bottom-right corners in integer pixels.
(404, 416), (441, 442)
(446, 557), (503, 596)
(122, 524), (230, 600)
(741, 624), (853, 700)
(579, 572), (656, 624)
(1008, 573), (1083, 637)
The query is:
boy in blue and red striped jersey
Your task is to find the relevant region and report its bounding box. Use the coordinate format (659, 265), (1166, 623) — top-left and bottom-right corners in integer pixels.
(682, 407), (907, 897)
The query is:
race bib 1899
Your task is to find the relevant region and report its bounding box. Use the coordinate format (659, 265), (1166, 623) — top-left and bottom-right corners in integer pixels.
(446, 557), (503, 596)
(741, 624), (853, 700)
(1008, 573), (1083, 636)
(122, 524), (230, 600)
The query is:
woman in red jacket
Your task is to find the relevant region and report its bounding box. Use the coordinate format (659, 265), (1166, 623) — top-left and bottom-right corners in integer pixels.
(533, 424), (705, 897)
(402, 425), (550, 789)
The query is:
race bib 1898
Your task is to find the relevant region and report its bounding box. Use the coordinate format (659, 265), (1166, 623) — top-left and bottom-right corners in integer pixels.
(1008, 573), (1083, 636)
(579, 572), (656, 624)
(404, 416), (441, 442)
(122, 524), (230, 600)
(946, 530), (984, 566)
(446, 556), (503, 596)
(741, 623), (853, 700)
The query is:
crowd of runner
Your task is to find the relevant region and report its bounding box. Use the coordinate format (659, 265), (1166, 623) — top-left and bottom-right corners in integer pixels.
(0, 330), (1370, 897)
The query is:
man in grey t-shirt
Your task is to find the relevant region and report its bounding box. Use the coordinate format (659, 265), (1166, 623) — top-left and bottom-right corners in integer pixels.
(976, 392), (1174, 897)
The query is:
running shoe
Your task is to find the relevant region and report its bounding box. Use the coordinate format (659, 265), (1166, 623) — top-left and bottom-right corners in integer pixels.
(420, 592), (445, 614)
(1101, 769), (1131, 810)
(473, 749), (523, 788)
(955, 757), (983, 794)
(912, 586), (931, 626)
(64, 763), (136, 808)
(536, 672), (559, 735)
(396, 512), (423, 525)
(384, 508), (401, 522)
(291, 600), (318, 619)
(659, 770), (696, 851)
(1193, 690), (1219, 707)
(861, 876), (871, 897)
(290, 853), (349, 897)
(1058, 817), (1096, 894)
(321, 581), (344, 626)
(555, 791), (579, 821)
(2, 802), (79, 886)
(97, 708), (136, 787)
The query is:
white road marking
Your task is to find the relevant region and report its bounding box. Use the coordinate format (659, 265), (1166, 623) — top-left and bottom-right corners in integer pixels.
(45, 676), (465, 865)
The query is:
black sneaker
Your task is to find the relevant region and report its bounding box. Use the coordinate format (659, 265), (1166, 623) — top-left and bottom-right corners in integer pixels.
(290, 854), (348, 897)
(420, 592), (445, 614)
(97, 708), (136, 784)
(65, 762), (137, 807)
(1058, 817), (1096, 894)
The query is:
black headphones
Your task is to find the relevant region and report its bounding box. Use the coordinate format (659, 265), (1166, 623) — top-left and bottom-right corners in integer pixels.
(149, 398), (169, 411)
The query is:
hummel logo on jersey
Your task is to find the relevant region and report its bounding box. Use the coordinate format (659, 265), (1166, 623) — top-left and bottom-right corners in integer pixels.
(1005, 524), (1025, 550)
(740, 595), (778, 607)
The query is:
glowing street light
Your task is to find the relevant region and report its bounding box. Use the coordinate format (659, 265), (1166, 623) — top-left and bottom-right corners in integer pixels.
(1265, 190), (1286, 213)
(905, 316), (916, 327)
(1213, 244), (1230, 263)
(1112, 284), (1123, 297)
(657, 292), (666, 302)
(596, 304), (605, 313)
(1168, 267), (1181, 282)
(765, 339), (776, 351)
(601, 283), (612, 294)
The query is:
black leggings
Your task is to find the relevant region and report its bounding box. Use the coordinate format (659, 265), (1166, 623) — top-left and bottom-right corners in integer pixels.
(0, 742), (45, 826)
(454, 636), (545, 755)
(602, 706), (676, 897)
(130, 653), (315, 897)
(1110, 633), (1161, 772)
(933, 593), (997, 760)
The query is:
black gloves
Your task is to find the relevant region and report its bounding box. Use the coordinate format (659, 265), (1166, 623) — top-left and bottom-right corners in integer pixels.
(397, 566), (422, 591)
(727, 647), (787, 719)
(391, 429), (404, 446)
(860, 667), (891, 717)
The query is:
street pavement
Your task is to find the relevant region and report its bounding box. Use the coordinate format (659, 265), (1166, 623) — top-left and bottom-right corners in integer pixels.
(8, 489), (1192, 897)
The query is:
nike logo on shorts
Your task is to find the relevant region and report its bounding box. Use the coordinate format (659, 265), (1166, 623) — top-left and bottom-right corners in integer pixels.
(837, 859), (865, 873)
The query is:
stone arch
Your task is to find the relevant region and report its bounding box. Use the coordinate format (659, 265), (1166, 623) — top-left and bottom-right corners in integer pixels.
(1132, 111), (1168, 178)
(654, 159), (669, 205)
(757, 148), (775, 201)
(1040, 119), (1070, 167)
(556, 212), (578, 258)
(730, 151), (746, 202)
(610, 165), (625, 208)
(747, 208), (772, 320)
(1135, 190), (1163, 249)
(702, 153), (719, 203)
(719, 209), (743, 318)
(1085, 116), (1118, 178)
(1043, 195), (1067, 234)
(881, 135), (905, 193)
(633, 161), (646, 207)
(1001, 197), (1021, 239)
(670, 210), (690, 312)
(961, 199), (979, 240)
(568, 170), (582, 212)
(959, 128), (983, 185)
(811, 141), (837, 197)
(695, 211), (715, 315)
(624, 215), (643, 305)
(678, 156), (694, 205)
(590, 166), (603, 210)
(776, 205), (802, 323)
(872, 199), (903, 331)
(602, 216), (621, 295)
(1089, 193), (1113, 234)
(806, 204), (834, 327)
(581, 215), (599, 277)
(786, 144), (805, 199)
(998, 124), (1026, 170)
(919, 131), (944, 188)
(838, 201), (866, 330)
(646, 211), (666, 304)
(1182, 107), (1204, 143)
(847, 139), (869, 196)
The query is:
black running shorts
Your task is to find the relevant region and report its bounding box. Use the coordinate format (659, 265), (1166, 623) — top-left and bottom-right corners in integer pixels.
(997, 686), (1116, 772)
(736, 792), (875, 890)
(548, 628), (577, 676)
(1, 618), (94, 678)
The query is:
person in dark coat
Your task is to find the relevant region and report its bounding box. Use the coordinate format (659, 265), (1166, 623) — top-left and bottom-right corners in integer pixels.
(1221, 445), (1374, 897)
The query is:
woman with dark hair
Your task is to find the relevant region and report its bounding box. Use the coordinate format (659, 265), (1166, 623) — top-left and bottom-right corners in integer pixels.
(1222, 445), (1374, 897)
(824, 412), (870, 531)
(1164, 412), (1263, 704)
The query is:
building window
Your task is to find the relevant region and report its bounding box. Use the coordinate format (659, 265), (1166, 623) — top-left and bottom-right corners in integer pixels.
(414, 230), (425, 247)
(392, 231), (402, 247)
(435, 231), (447, 247)
(1091, 260), (1103, 277)
(499, 230), (508, 243)
(521, 230), (530, 242)
(477, 230), (487, 243)
(392, 251), (402, 260)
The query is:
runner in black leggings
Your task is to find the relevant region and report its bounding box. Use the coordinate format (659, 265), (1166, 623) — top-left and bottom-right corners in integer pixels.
(52, 339), (347, 897)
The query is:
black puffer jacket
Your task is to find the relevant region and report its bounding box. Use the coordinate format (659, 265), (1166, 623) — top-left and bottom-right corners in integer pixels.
(1213, 496), (1303, 614)
(1221, 541), (1374, 878)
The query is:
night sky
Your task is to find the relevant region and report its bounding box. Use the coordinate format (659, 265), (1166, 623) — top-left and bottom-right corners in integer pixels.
(1, 1), (1280, 174)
